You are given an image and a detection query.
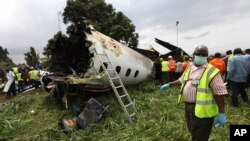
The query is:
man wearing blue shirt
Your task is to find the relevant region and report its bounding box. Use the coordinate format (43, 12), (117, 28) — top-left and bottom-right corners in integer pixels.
(227, 48), (250, 107)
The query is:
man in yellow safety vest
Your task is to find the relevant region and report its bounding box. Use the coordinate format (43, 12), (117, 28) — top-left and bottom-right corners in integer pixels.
(12, 66), (19, 75)
(160, 45), (228, 141)
(28, 67), (41, 89)
(161, 58), (169, 84)
(16, 70), (24, 93)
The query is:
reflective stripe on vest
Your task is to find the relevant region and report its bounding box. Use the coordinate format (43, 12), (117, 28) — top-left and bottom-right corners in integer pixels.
(178, 64), (220, 118)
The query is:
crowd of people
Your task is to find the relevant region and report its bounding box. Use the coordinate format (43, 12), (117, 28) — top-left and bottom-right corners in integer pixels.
(153, 47), (250, 93)
(153, 54), (192, 84)
(0, 65), (42, 98)
(159, 45), (250, 141)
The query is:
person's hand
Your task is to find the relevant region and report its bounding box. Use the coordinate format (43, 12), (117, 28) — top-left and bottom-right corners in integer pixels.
(214, 113), (227, 128)
(160, 83), (170, 93)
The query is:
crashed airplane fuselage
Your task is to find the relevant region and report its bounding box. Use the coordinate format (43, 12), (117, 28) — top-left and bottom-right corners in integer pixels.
(84, 29), (153, 85)
(45, 27), (153, 92)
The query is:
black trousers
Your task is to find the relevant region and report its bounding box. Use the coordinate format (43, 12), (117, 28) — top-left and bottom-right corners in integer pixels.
(18, 80), (24, 93)
(169, 71), (175, 82)
(161, 71), (169, 84)
(230, 81), (248, 107)
(246, 74), (250, 88)
(185, 103), (214, 141)
(31, 79), (40, 89)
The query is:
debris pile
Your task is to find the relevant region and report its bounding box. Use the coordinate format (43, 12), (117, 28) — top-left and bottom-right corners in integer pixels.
(58, 98), (107, 132)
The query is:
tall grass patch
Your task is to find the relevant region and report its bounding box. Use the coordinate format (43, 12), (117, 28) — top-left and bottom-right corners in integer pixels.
(0, 81), (249, 140)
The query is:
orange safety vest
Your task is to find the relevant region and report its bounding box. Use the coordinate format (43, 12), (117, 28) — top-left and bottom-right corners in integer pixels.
(209, 58), (225, 75)
(181, 61), (190, 72)
(168, 59), (176, 72)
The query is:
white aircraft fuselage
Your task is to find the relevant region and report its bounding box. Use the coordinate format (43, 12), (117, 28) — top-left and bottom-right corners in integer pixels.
(82, 29), (153, 86)
(42, 27), (154, 93)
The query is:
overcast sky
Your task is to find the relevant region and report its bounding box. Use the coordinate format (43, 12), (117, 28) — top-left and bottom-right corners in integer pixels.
(1, 0), (250, 64)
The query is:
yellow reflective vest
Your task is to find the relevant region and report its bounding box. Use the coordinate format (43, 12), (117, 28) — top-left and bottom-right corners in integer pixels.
(16, 73), (23, 81)
(178, 64), (220, 118)
(12, 67), (19, 74)
(161, 61), (169, 72)
(29, 70), (40, 80)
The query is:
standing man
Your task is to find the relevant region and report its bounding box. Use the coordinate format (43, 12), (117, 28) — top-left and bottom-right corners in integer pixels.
(29, 67), (41, 89)
(16, 68), (24, 93)
(160, 45), (228, 141)
(181, 56), (191, 72)
(161, 58), (169, 84)
(227, 48), (250, 107)
(168, 56), (176, 82)
(175, 59), (182, 80)
(3, 68), (17, 97)
(223, 50), (233, 89)
(12, 66), (19, 75)
(153, 57), (162, 84)
(209, 52), (225, 76)
(244, 48), (250, 61)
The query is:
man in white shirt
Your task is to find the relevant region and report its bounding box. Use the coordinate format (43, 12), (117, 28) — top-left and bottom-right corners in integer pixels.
(3, 68), (17, 97)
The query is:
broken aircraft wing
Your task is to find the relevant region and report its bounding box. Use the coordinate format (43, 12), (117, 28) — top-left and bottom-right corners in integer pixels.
(155, 38), (190, 58)
(132, 48), (159, 61)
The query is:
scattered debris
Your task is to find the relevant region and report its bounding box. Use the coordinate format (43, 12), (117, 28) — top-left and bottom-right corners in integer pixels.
(30, 110), (35, 114)
(58, 98), (107, 132)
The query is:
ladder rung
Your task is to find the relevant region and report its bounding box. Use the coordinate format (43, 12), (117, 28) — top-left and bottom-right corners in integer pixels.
(120, 94), (127, 98)
(111, 77), (119, 80)
(129, 113), (136, 117)
(115, 85), (122, 89)
(103, 61), (111, 63)
(107, 69), (115, 71)
(124, 103), (133, 108)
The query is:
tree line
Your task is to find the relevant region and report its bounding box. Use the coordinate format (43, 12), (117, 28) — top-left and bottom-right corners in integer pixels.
(1, 0), (139, 70)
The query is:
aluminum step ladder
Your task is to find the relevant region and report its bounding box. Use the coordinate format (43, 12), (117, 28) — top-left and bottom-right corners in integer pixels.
(94, 48), (137, 123)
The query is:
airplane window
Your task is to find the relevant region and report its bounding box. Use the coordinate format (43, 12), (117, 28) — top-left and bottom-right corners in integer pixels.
(134, 70), (139, 77)
(116, 66), (121, 74)
(99, 63), (108, 73)
(126, 69), (131, 76)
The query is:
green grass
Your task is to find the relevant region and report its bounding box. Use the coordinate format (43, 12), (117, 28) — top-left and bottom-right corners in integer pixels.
(0, 81), (249, 141)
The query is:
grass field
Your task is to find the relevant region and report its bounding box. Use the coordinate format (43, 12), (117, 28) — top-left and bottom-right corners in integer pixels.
(0, 81), (250, 141)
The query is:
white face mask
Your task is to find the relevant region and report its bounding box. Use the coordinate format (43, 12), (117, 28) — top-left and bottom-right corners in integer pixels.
(194, 56), (207, 65)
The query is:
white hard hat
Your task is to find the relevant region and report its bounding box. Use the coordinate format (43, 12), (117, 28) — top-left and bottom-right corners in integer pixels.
(168, 56), (172, 58)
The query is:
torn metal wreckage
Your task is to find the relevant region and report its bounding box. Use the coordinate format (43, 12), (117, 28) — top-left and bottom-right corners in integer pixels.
(41, 20), (154, 124)
(42, 23), (154, 109)
(58, 98), (107, 132)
